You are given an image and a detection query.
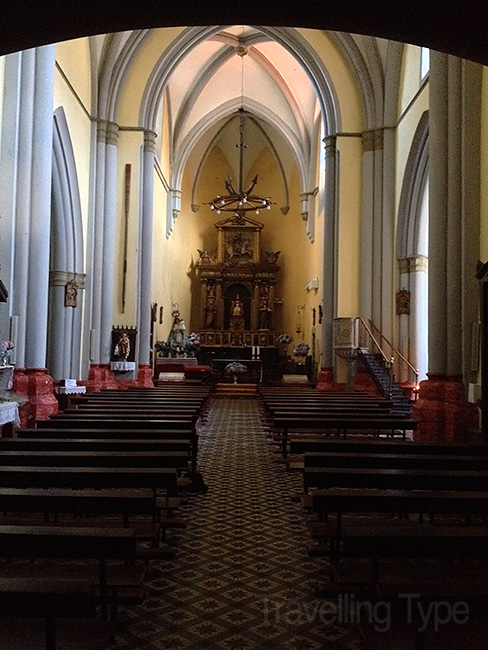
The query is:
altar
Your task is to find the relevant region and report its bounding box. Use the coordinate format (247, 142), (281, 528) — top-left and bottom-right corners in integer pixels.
(196, 213), (280, 357)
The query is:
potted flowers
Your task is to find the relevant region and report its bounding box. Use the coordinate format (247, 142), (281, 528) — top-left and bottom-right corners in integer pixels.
(154, 340), (172, 357)
(291, 342), (310, 359)
(185, 332), (201, 357)
(0, 340), (14, 366)
(276, 333), (293, 358)
(224, 361), (248, 384)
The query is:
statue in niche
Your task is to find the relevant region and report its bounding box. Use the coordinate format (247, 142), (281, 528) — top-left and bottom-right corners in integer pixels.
(259, 299), (272, 330)
(115, 331), (130, 360)
(230, 294), (244, 317)
(204, 300), (217, 329)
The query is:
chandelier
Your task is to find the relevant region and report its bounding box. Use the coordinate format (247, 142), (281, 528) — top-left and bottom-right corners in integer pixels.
(207, 47), (272, 225)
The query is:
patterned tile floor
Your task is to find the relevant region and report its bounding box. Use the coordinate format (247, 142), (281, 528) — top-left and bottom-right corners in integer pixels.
(111, 396), (364, 649)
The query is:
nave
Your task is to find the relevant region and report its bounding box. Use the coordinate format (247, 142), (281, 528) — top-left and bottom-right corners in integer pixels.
(112, 396), (361, 649)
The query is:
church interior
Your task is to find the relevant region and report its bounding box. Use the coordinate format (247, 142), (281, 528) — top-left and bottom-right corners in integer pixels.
(0, 2), (487, 648)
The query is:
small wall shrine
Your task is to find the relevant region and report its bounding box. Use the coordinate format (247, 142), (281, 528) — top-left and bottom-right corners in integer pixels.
(197, 215), (280, 349)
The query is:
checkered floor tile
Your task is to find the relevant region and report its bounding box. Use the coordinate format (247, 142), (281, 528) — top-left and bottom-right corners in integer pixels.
(111, 397), (365, 649)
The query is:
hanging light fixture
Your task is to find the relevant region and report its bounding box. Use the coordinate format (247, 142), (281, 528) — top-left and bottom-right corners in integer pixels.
(207, 45), (273, 225)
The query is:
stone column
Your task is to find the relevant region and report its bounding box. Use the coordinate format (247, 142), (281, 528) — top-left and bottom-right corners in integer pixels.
(360, 130), (374, 322)
(7, 46), (58, 423)
(397, 256), (427, 391)
(11, 49), (35, 369)
(100, 122), (119, 364)
(413, 53), (478, 442)
(86, 121), (118, 391)
(317, 135), (338, 390)
(89, 121), (107, 366)
(408, 256), (428, 384)
(48, 271), (86, 380)
(137, 130), (157, 387)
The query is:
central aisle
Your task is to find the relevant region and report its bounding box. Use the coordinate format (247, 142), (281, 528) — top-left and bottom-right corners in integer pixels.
(114, 397), (363, 649)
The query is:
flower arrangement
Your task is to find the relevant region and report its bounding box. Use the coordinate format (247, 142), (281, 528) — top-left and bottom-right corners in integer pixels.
(154, 340), (171, 354)
(224, 362), (248, 376)
(292, 342), (310, 358)
(186, 332), (201, 354)
(0, 340), (14, 366)
(276, 333), (293, 344)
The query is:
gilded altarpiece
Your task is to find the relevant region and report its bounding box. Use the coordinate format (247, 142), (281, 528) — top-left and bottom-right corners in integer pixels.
(196, 215), (280, 349)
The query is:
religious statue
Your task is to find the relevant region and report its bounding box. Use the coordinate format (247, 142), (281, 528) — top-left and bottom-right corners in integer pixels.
(64, 280), (78, 308)
(259, 299), (272, 330)
(204, 300), (217, 329)
(173, 318), (187, 346)
(115, 331), (130, 359)
(168, 305), (188, 351)
(265, 250), (280, 264)
(197, 249), (215, 264)
(230, 294), (244, 317)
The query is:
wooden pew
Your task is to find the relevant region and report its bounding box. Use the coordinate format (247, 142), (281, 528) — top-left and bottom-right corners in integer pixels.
(303, 466), (488, 493)
(0, 437), (191, 453)
(275, 415), (418, 455)
(56, 406), (201, 417)
(303, 451), (488, 471)
(0, 524), (139, 622)
(28, 421), (199, 473)
(0, 485), (178, 557)
(289, 436), (488, 456)
(0, 578), (113, 650)
(0, 450), (189, 469)
(0, 487), (156, 525)
(311, 488), (488, 525)
(35, 417), (197, 430)
(0, 465), (179, 495)
(309, 488), (488, 551)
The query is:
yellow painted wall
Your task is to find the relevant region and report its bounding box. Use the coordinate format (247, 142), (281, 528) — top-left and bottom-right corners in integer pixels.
(335, 135), (362, 316)
(55, 38), (92, 112)
(116, 28), (185, 126)
(395, 43), (429, 227)
(159, 88), (171, 181)
(112, 130), (144, 326)
(151, 162), (170, 344)
(398, 45), (423, 116)
(298, 29), (363, 131)
(54, 39), (93, 260)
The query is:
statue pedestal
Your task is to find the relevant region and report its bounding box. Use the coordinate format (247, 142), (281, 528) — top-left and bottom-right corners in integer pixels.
(12, 368), (58, 427)
(413, 373), (479, 443)
(230, 316), (245, 331)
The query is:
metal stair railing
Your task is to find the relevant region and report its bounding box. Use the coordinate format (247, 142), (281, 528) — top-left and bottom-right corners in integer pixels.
(368, 319), (419, 390)
(356, 318), (394, 397)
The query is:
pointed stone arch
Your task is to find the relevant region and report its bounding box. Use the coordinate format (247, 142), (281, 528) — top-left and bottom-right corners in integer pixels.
(48, 107), (85, 380)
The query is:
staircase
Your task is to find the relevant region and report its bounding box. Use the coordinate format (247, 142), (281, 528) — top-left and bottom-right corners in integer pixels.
(359, 351), (412, 416)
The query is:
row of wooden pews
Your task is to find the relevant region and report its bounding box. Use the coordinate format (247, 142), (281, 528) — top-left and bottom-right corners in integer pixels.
(259, 385), (418, 457)
(260, 386), (488, 649)
(0, 384), (211, 649)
